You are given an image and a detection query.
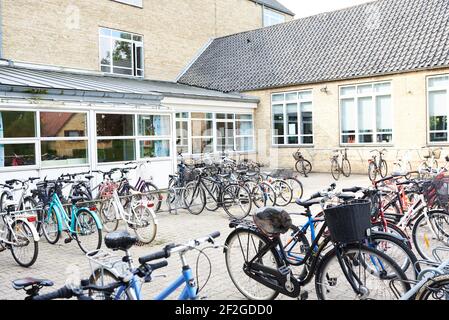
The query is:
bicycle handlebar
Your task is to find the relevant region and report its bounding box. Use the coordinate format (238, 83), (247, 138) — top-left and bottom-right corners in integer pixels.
(31, 286), (77, 300)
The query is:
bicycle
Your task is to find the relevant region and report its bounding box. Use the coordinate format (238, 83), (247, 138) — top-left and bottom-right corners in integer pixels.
(0, 195), (39, 267)
(40, 178), (103, 254)
(418, 147), (442, 179)
(293, 149), (312, 177)
(183, 167), (252, 219)
(87, 230), (221, 300)
(393, 150), (413, 178)
(330, 148), (351, 180)
(368, 149), (388, 182)
(224, 192), (411, 300)
(96, 169), (158, 244)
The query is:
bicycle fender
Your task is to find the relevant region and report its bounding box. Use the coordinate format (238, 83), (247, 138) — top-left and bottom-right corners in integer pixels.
(370, 229), (410, 245)
(76, 208), (104, 230)
(14, 218), (40, 242)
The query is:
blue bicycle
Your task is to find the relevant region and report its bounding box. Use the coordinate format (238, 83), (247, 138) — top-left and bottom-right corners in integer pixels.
(39, 178), (103, 254)
(87, 231), (220, 300)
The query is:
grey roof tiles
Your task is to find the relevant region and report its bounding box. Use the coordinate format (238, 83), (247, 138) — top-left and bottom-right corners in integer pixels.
(179, 0), (449, 92)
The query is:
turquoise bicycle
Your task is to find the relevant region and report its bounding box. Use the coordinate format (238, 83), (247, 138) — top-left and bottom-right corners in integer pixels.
(40, 178), (103, 254)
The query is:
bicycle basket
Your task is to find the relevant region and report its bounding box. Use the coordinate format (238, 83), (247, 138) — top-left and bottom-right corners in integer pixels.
(87, 250), (129, 281)
(324, 200), (372, 244)
(293, 151), (302, 161)
(183, 169), (198, 183)
(425, 175), (449, 208)
(433, 148), (442, 160)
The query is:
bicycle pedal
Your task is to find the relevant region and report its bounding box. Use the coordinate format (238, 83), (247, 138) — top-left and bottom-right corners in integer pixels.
(64, 238), (73, 244)
(278, 266), (290, 276)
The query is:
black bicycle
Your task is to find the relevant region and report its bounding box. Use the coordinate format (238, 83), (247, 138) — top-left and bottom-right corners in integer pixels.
(183, 167), (252, 219)
(368, 149), (388, 182)
(293, 149), (312, 177)
(224, 192), (411, 300)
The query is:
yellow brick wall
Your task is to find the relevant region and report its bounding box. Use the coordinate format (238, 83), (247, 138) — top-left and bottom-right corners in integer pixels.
(2, 0), (291, 81)
(247, 68), (449, 175)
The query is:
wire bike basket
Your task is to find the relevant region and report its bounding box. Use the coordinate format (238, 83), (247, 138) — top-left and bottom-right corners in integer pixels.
(324, 199), (372, 244)
(424, 174), (449, 209)
(86, 250), (129, 283)
(293, 151), (302, 161)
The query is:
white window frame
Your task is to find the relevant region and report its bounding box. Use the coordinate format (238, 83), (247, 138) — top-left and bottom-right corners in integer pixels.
(339, 81), (393, 145)
(175, 112), (191, 155)
(95, 112), (172, 165)
(175, 112), (255, 156)
(427, 75), (449, 145)
(190, 112), (214, 156)
(271, 90), (314, 147)
(99, 27), (144, 78)
(263, 7), (285, 27)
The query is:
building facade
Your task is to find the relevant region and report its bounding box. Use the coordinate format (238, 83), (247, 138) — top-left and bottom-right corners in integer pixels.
(2, 0), (293, 81)
(178, 0), (449, 174)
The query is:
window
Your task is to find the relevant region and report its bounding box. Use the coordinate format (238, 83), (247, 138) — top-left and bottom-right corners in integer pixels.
(340, 82), (393, 144)
(263, 8), (285, 27)
(96, 113), (171, 163)
(0, 111), (37, 168)
(272, 91), (313, 146)
(137, 115), (171, 158)
(176, 113), (189, 154)
(112, 0), (143, 7)
(191, 113), (214, 155)
(175, 112), (255, 155)
(99, 27), (144, 77)
(40, 112), (88, 167)
(97, 114), (136, 163)
(428, 75), (449, 143)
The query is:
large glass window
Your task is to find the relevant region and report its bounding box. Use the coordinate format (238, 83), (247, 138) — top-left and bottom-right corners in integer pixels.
(428, 76), (449, 143)
(340, 82), (393, 144)
(0, 111), (37, 168)
(175, 112), (255, 155)
(40, 112), (88, 167)
(99, 27), (144, 77)
(96, 113), (171, 163)
(263, 8), (285, 27)
(272, 91), (313, 146)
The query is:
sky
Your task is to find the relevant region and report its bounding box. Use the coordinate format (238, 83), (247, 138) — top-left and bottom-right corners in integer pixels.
(278, 0), (376, 18)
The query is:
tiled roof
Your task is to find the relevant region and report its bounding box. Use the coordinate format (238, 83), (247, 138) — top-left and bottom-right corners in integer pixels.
(179, 0), (449, 92)
(251, 0), (295, 16)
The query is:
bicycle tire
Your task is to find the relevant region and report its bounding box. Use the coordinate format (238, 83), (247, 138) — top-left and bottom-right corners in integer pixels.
(331, 159), (340, 181)
(342, 159), (352, 178)
(74, 209), (102, 254)
(315, 244), (411, 300)
(412, 210), (449, 261)
(415, 274), (449, 300)
(224, 228), (281, 300)
(222, 184), (252, 220)
(8, 219), (39, 268)
(368, 162), (377, 182)
(380, 160), (388, 178)
(42, 207), (60, 245)
(182, 181), (206, 215)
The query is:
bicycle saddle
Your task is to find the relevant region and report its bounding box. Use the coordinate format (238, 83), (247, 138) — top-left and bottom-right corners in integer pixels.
(12, 278), (54, 290)
(70, 196), (85, 204)
(295, 198), (321, 208)
(105, 231), (138, 251)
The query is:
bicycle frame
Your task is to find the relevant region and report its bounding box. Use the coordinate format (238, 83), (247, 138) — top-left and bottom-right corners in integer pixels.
(154, 267), (197, 300)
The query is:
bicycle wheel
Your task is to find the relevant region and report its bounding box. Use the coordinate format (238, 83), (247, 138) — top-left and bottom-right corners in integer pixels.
(367, 233), (419, 280)
(225, 228), (281, 300)
(342, 159), (352, 178)
(412, 210), (449, 261)
(368, 162), (377, 182)
(380, 160), (388, 178)
(42, 207), (60, 245)
(98, 198), (119, 233)
(315, 244), (411, 300)
(271, 180), (292, 207)
(130, 205), (157, 244)
(371, 221), (410, 246)
(295, 160), (312, 177)
(142, 182), (163, 212)
(331, 159), (340, 181)
(415, 274), (449, 300)
(183, 181), (206, 215)
(8, 220), (38, 267)
(204, 180), (220, 212)
(223, 184), (252, 220)
(74, 209), (102, 254)
(284, 177), (304, 201)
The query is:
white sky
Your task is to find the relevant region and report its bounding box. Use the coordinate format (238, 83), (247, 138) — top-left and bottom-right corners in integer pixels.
(278, 0), (376, 18)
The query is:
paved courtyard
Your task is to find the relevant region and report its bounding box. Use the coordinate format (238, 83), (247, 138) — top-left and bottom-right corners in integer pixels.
(0, 173), (369, 300)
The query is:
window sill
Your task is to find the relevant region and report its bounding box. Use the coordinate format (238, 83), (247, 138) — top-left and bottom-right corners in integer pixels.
(271, 145), (315, 149)
(340, 144), (394, 148)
